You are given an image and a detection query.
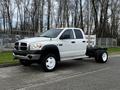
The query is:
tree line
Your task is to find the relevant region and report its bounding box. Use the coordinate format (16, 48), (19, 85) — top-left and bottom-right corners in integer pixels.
(0, 0), (120, 38)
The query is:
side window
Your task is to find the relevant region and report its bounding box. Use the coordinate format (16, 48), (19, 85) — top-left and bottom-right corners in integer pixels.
(60, 29), (74, 39)
(74, 29), (83, 39)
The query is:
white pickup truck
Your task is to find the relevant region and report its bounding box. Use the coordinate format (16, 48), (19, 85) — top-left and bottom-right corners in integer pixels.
(13, 28), (108, 72)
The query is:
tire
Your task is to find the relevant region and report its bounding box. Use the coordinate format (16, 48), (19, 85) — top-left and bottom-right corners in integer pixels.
(95, 50), (108, 63)
(41, 53), (58, 72)
(20, 59), (32, 66)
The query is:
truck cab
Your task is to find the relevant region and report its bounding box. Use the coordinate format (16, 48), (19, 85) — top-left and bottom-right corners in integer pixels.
(57, 28), (87, 60)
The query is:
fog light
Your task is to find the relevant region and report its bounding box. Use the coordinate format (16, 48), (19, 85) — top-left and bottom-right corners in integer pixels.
(28, 55), (32, 59)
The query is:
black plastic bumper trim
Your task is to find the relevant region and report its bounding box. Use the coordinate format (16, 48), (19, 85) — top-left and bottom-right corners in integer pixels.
(13, 50), (42, 56)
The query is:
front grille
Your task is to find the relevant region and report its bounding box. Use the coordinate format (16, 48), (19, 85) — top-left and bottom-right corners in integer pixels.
(14, 42), (28, 51)
(20, 43), (27, 50)
(15, 42), (19, 50)
(15, 42), (19, 46)
(21, 43), (27, 46)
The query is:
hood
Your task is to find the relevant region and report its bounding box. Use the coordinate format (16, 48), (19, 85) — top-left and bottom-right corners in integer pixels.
(18, 37), (51, 43)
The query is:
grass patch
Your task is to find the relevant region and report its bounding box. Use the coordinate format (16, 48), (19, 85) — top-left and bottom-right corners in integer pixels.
(108, 47), (120, 54)
(0, 51), (18, 64)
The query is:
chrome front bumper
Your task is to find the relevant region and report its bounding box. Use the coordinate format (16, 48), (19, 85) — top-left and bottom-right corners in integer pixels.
(13, 53), (40, 60)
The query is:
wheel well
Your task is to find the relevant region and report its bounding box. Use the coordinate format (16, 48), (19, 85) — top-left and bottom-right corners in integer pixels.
(41, 45), (60, 61)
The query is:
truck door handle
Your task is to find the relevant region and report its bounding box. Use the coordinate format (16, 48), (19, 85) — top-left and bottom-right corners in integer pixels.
(82, 41), (86, 43)
(71, 41), (75, 43)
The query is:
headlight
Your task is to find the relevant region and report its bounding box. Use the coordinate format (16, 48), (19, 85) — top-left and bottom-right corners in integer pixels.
(30, 43), (42, 50)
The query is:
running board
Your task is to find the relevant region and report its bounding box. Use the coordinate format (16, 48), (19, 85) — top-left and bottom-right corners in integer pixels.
(61, 55), (88, 61)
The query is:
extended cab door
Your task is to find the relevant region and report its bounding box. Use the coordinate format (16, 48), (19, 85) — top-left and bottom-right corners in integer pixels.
(73, 29), (87, 56)
(58, 29), (77, 58)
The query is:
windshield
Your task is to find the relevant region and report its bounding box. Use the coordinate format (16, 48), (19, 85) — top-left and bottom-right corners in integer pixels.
(40, 29), (63, 38)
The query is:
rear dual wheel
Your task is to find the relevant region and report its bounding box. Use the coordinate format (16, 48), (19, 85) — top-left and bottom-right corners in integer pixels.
(95, 50), (108, 63)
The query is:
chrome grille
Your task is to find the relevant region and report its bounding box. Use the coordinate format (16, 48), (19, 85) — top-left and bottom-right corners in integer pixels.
(20, 43), (27, 50)
(15, 42), (19, 50)
(14, 42), (28, 51)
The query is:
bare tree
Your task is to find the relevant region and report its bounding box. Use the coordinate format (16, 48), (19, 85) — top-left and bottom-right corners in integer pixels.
(46, 0), (51, 30)
(0, 0), (120, 39)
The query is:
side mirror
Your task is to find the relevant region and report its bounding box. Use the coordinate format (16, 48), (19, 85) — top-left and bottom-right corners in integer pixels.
(60, 35), (70, 40)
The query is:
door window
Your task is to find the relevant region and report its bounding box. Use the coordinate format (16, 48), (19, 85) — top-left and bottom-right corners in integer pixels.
(74, 29), (83, 39)
(60, 29), (74, 39)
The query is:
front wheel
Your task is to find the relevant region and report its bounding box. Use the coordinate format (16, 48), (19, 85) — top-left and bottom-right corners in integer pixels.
(95, 50), (108, 63)
(41, 54), (58, 72)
